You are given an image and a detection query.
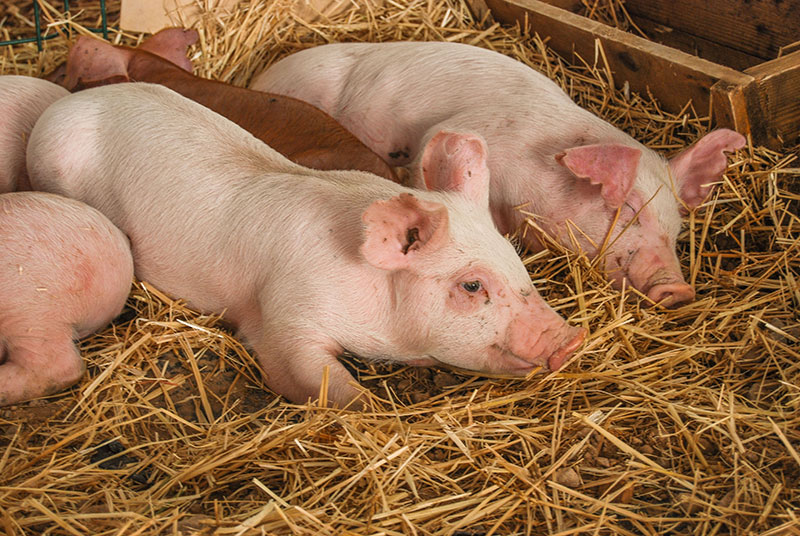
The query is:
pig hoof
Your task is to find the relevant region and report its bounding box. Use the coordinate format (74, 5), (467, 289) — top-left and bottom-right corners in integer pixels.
(548, 328), (587, 371)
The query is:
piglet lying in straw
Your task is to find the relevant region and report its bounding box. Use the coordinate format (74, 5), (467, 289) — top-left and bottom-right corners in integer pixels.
(0, 76), (68, 193)
(0, 192), (133, 406)
(251, 41), (747, 307)
(28, 83), (586, 406)
(46, 28), (397, 181)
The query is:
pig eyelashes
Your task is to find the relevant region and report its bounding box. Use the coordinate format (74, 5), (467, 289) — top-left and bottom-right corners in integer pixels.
(448, 277), (492, 313)
(461, 280), (482, 293)
(456, 277), (490, 303)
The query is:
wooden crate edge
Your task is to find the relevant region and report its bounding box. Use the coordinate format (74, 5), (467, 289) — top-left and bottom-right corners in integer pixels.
(485, 0), (759, 138)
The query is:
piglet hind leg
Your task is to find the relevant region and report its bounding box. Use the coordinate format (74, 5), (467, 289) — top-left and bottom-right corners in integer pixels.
(250, 335), (365, 408)
(0, 331), (85, 406)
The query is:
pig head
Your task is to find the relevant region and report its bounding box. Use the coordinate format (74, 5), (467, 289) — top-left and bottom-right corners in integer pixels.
(361, 132), (586, 375)
(550, 130), (745, 307)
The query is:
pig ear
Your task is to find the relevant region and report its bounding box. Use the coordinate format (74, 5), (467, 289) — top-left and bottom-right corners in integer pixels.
(556, 144), (641, 208)
(361, 193), (450, 271)
(64, 36), (132, 90)
(669, 129), (746, 209)
(44, 63), (67, 86)
(419, 131), (490, 205)
(139, 28), (198, 73)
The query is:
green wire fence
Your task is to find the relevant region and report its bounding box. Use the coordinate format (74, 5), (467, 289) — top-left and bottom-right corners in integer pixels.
(0, 1), (109, 50)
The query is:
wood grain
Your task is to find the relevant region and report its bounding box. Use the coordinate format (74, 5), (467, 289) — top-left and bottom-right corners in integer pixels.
(624, 0), (800, 61)
(744, 50), (800, 146)
(484, 0), (751, 117)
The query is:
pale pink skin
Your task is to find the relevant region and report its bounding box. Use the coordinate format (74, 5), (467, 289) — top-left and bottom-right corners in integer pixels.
(0, 192), (133, 406)
(46, 30), (397, 181)
(0, 76), (68, 193)
(27, 84), (585, 406)
(251, 41), (747, 307)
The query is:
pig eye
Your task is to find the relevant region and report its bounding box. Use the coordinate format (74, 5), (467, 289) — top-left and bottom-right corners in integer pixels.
(461, 281), (482, 293)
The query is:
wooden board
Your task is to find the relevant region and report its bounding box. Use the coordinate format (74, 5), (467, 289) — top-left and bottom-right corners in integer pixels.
(742, 50), (800, 146)
(530, 0), (769, 71)
(120, 0), (371, 33)
(483, 0), (752, 118)
(623, 0), (800, 62)
(624, 16), (764, 72)
(485, 0), (800, 148)
(120, 0), (238, 33)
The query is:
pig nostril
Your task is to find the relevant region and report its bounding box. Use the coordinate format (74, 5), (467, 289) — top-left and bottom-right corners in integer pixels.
(647, 284), (695, 308)
(547, 328), (586, 371)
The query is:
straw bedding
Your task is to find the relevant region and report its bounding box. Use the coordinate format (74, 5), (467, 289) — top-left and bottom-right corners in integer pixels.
(1, 1), (798, 534)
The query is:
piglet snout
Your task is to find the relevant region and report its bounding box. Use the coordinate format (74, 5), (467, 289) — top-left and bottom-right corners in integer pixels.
(647, 282), (695, 307)
(645, 270), (695, 307)
(504, 314), (585, 373)
(547, 327), (587, 371)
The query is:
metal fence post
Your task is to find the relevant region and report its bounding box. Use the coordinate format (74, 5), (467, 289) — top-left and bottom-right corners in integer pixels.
(0, 1), (111, 49)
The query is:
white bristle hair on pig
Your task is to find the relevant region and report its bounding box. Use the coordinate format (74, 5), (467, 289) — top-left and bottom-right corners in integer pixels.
(250, 41), (746, 308)
(27, 83), (585, 407)
(0, 76), (68, 193)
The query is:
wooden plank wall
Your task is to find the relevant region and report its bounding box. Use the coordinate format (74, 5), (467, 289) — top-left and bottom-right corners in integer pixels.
(623, 0), (800, 62)
(483, 0), (751, 117)
(516, 0), (800, 71)
(740, 50), (800, 145)
(484, 0), (800, 148)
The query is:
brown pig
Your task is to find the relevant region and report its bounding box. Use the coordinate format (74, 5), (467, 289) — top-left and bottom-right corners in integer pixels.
(49, 29), (397, 181)
(0, 192), (133, 406)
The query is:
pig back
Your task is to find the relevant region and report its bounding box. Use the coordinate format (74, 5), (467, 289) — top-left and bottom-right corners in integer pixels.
(253, 41), (641, 231)
(125, 59), (398, 181)
(0, 76), (68, 192)
(25, 83), (381, 320)
(0, 192), (133, 337)
(65, 46), (397, 182)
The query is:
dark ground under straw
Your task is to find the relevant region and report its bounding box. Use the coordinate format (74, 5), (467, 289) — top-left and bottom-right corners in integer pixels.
(0, 1), (798, 534)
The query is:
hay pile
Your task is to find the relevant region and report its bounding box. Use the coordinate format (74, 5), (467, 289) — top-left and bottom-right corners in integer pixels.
(1, 1), (798, 534)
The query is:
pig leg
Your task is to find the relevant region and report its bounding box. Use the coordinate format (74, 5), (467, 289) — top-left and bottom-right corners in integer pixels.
(249, 335), (362, 407)
(0, 332), (85, 405)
